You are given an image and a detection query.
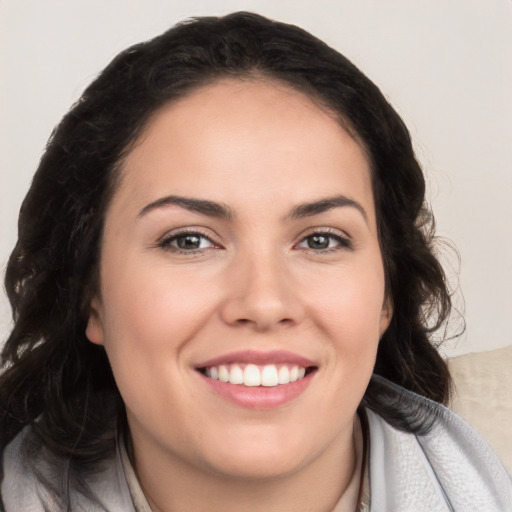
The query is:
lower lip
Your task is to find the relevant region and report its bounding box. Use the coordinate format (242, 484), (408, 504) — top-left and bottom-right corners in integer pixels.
(198, 372), (315, 410)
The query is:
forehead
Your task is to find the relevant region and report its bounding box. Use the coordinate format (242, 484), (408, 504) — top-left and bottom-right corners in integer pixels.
(113, 78), (375, 224)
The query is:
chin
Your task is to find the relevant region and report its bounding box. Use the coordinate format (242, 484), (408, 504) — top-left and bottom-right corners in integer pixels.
(196, 426), (321, 482)
(205, 449), (310, 482)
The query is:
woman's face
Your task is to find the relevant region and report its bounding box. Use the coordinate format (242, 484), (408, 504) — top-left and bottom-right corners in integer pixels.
(87, 79), (391, 482)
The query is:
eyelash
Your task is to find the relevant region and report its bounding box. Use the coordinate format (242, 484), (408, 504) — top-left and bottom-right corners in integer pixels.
(157, 228), (352, 255)
(157, 229), (220, 255)
(296, 229), (352, 253)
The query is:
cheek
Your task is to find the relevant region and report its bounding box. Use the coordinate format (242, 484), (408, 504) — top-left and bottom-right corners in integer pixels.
(299, 259), (386, 380)
(305, 264), (386, 338)
(101, 266), (217, 350)
(96, 261), (215, 421)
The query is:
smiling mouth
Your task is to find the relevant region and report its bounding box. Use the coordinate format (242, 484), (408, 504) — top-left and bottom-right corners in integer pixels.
(198, 363), (317, 387)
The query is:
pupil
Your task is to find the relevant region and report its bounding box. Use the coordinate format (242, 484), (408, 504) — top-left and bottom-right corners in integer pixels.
(178, 235), (200, 249)
(308, 235), (329, 249)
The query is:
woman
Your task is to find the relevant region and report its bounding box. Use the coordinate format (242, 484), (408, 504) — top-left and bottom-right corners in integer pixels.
(0, 12), (510, 512)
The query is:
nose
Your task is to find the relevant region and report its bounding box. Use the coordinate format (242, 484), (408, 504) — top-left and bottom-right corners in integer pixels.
(219, 250), (304, 332)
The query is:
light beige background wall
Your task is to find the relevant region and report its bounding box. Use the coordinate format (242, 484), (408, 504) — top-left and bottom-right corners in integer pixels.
(1, 0), (511, 356)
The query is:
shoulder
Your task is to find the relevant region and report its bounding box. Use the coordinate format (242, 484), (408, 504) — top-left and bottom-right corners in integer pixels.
(366, 375), (512, 512)
(1, 426), (135, 512)
(1, 426), (62, 511)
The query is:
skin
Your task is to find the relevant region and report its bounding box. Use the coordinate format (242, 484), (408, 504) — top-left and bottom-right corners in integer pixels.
(86, 78), (391, 512)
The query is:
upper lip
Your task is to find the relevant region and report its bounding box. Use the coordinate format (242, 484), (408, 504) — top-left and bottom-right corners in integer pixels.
(195, 350), (317, 369)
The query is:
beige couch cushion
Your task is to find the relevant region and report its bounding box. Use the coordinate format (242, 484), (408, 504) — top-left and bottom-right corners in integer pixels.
(448, 345), (512, 475)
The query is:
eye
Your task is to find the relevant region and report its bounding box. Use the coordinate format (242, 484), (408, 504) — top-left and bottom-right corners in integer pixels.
(158, 231), (218, 252)
(297, 231), (351, 251)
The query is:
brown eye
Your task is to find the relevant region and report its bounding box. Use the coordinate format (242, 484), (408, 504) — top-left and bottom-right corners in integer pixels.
(297, 232), (351, 251)
(306, 234), (331, 250)
(159, 231), (216, 252)
(176, 234), (202, 249)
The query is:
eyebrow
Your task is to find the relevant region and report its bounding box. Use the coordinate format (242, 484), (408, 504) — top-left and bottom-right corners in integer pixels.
(289, 195), (368, 223)
(138, 195), (233, 219)
(138, 193), (367, 223)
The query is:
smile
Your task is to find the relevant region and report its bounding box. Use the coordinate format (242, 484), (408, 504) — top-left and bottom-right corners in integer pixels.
(195, 351), (317, 409)
(202, 363), (309, 387)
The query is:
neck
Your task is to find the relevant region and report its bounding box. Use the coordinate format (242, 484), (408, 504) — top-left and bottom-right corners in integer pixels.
(128, 417), (362, 512)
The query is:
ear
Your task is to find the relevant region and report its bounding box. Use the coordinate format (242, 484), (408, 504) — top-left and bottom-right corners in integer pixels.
(85, 297), (105, 346)
(379, 296), (393, 337)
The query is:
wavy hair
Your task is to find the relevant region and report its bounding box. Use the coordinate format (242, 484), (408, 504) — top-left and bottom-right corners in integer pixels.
(1, 11), (456, 485)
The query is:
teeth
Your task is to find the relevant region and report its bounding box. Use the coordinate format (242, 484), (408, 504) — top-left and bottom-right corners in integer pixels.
(278, 366), (290, 384)
(203, 363), (309, 387)
(229, 364), (244, 385)
(218, 365), (230, 383)
(261, 365), (279, 387)
(244, 364), (261, 386)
